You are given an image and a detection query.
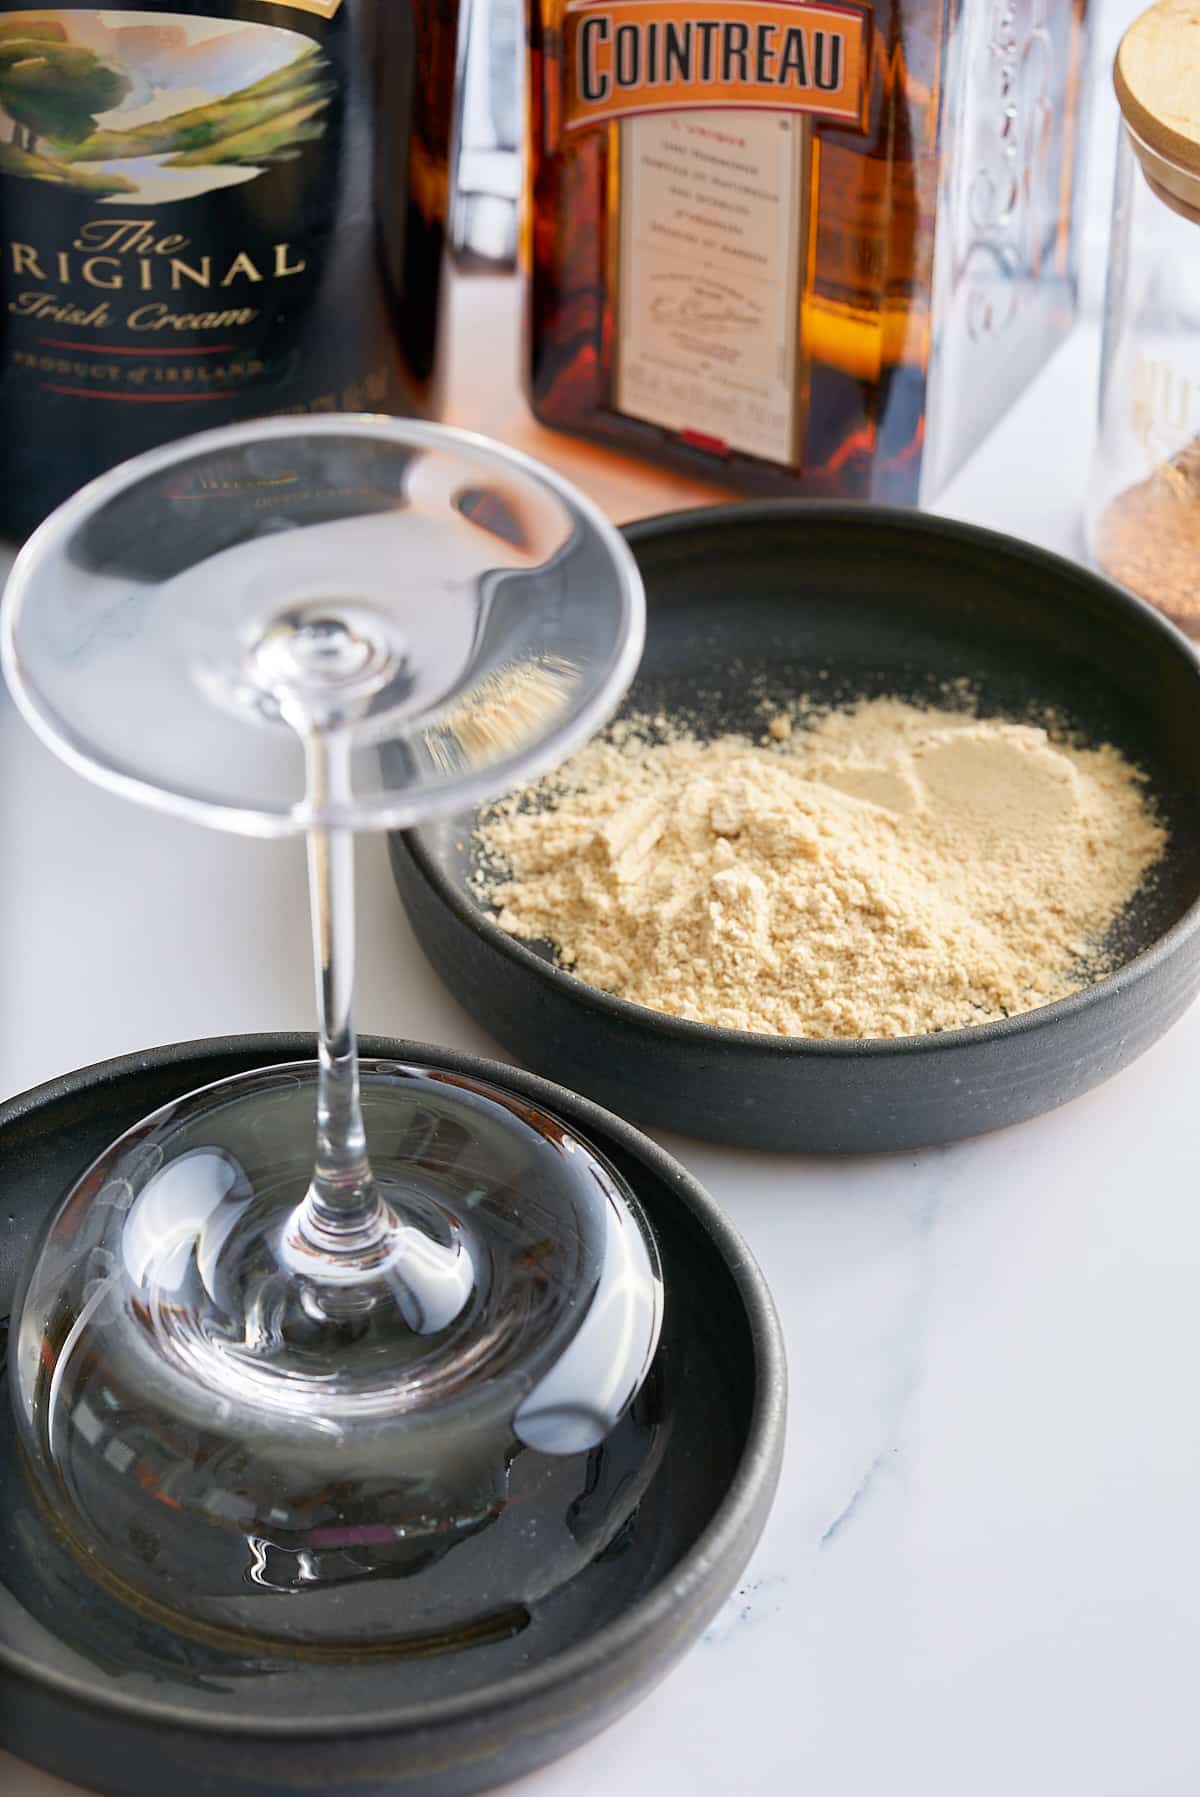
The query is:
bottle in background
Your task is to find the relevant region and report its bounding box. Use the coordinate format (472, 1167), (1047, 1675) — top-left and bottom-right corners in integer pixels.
(0, 0), (460, 537)
(524, 0), (1092, 505)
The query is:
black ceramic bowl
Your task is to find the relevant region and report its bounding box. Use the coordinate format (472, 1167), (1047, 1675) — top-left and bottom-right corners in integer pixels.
(0, 1036), (785, 1797)
(390, 503), (1200, 1154)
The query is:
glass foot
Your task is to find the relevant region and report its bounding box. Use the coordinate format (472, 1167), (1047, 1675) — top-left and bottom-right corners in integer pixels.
(11, 1062), (666, 1651)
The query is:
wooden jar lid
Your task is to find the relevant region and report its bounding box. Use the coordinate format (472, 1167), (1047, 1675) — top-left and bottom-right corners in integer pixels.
(1115, 0), (1200, 220)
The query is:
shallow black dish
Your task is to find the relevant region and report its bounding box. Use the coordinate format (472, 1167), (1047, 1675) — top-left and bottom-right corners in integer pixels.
(390, 503), (1200, 1153)
(0, 1035), (785, 1797)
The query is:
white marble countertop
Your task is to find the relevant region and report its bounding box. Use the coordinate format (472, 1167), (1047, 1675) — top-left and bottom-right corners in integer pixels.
(8, 294), (1200, 1797)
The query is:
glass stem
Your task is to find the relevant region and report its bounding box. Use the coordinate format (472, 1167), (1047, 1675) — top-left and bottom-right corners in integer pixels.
(297, 726), (384, 1253)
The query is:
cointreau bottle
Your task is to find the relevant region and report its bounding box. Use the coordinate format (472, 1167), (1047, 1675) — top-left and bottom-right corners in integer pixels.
(525, 0), (1091, 503)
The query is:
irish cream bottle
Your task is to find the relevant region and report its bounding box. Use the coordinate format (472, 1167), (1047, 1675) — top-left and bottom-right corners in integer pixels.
(0, 0), (459, 535)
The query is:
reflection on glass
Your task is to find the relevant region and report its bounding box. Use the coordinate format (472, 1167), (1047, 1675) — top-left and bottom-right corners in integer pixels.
(3, 417), (664, 1650)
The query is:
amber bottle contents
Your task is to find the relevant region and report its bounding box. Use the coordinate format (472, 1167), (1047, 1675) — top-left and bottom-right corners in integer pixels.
(525, 1), (1091, 503)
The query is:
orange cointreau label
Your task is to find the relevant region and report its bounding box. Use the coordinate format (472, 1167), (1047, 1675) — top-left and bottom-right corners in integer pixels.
(260, 0), (344, 16)
(563, 0), (870, 132)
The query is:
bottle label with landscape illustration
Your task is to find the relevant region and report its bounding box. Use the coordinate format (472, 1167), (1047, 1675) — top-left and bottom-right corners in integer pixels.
(0, 0), (451, 532)
(0, 6), (355, 406)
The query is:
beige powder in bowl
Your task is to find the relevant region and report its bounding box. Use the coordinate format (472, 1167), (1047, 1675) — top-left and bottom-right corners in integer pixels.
(471, 698), (1167, 1040)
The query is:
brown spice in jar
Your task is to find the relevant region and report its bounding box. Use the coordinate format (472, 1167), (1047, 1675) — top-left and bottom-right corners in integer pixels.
(1097, 438), (1200, 630)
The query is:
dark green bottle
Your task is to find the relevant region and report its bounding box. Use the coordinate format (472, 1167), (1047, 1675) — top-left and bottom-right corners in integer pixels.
(0, 0), (459, 536)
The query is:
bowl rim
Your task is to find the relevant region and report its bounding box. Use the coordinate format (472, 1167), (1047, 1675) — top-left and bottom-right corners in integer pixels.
(397, 499), (1200, 1060)
(0, 1032), (787, 1740)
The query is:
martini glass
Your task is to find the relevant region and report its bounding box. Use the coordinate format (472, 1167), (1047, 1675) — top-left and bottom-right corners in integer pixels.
(2, 417), (665, 1652)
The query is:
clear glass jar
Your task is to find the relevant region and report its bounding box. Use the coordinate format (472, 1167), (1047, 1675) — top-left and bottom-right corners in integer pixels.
(1088, 0), (1200, 635)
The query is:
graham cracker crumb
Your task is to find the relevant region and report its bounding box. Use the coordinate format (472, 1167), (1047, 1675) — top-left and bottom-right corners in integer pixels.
(473, 698), (1167, 1040)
